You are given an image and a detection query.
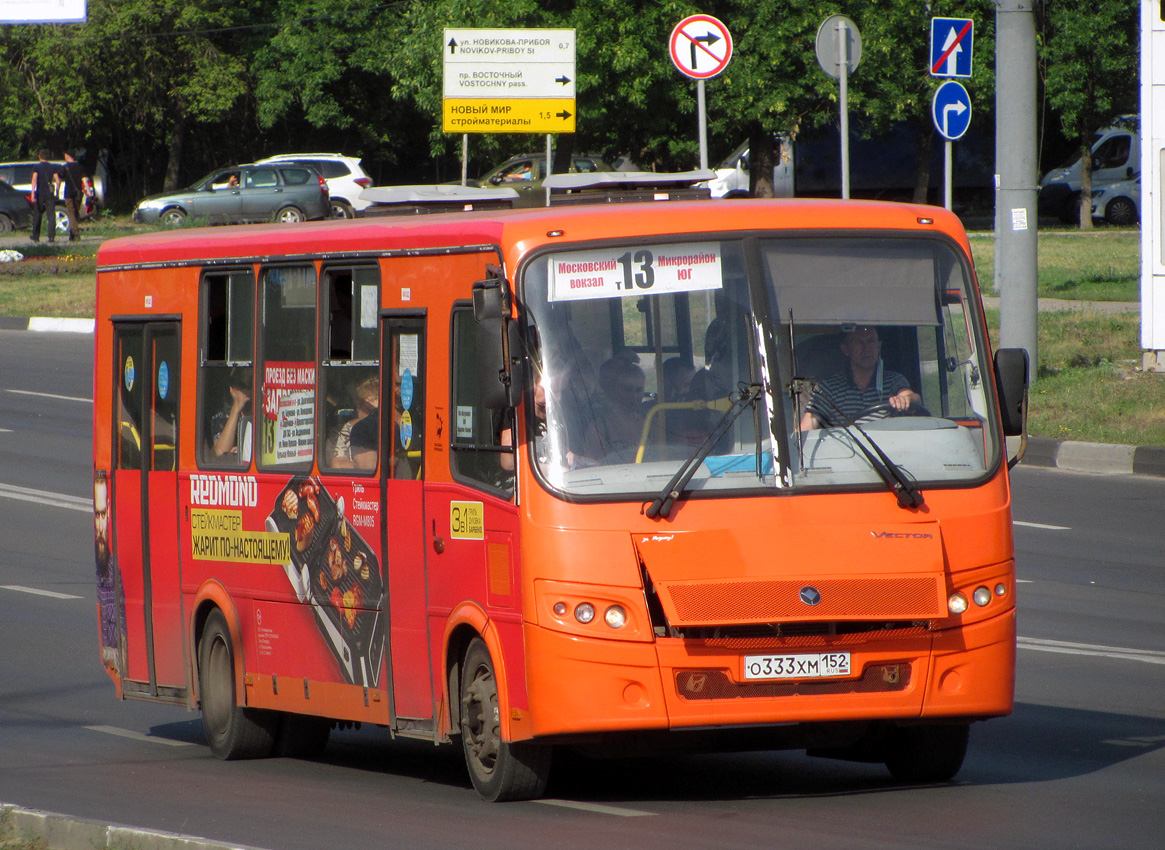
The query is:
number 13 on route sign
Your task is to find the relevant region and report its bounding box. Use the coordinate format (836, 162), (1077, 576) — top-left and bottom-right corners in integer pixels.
(670, 14), (733, 79)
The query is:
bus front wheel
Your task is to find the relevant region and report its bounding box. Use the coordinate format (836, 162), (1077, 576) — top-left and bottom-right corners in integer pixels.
(459, 638), (551, 801)
(884, 722), (969, 783)
(197, 609), (277, 759)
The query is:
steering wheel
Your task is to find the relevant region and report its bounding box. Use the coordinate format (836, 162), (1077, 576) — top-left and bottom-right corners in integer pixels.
(842, 400), (930, 426)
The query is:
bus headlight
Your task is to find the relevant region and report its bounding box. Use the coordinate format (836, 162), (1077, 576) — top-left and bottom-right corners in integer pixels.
(948, 593), (969, 614)
(604, 605), (627, 629)
(574, 602), (596, 624)
(972, 586), (993, 607)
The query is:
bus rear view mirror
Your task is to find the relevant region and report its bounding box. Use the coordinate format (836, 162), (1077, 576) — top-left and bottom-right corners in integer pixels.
(993, 347), (1029, 437)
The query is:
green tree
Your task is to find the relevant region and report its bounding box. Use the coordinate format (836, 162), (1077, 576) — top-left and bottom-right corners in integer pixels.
(1041, 0), (1138, 229)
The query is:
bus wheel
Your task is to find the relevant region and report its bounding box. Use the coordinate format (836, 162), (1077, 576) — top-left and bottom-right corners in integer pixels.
(274, 713), (331, 758)
(197, 609), (277, 760)
(884, 723), (969, 783)
(459, 638), (551, 801)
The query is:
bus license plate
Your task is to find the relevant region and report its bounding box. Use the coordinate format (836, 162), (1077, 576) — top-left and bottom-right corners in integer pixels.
(743, 652), (851, 680)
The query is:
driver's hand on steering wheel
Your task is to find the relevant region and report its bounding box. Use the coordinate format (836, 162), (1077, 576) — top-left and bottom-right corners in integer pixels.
(888, 388), (920, 412)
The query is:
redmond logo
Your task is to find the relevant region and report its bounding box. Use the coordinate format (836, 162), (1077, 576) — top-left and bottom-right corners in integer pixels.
(871, 531), (934, 539)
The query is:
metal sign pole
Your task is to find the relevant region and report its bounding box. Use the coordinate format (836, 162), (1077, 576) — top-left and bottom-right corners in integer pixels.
(545, 134), (552, 207)
(461, 134), (468, 187)
(839, 18), (850, 199)
(697, 79), (709, 170)
(945, 140), (953, 210)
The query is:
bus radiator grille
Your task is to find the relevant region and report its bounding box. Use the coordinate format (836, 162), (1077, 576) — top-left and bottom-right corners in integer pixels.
(663, 577), (943, 624)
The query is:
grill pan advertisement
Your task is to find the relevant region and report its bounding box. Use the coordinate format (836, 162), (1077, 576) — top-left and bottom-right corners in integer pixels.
(264, 475), (385, 687)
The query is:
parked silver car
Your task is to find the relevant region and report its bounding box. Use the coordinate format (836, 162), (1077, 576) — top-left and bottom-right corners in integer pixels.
(133, 163), (329, 225)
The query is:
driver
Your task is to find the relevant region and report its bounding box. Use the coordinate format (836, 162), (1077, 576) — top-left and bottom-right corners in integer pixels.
(800, 326), (921, 430)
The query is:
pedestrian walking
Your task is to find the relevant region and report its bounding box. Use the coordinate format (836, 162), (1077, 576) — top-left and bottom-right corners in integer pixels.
(29, 149), (60, 243)
(61, 150), (87, 242)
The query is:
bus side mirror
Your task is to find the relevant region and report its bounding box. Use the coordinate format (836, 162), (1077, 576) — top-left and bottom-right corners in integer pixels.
(994, 347), (1029, 437)
(472, 276), (524, 409)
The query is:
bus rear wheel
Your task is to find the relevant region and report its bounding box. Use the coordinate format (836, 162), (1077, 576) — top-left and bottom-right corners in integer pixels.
(198, 609), (277, 759)
(884, 722), (969, 783)
(459, 638), (551, 801)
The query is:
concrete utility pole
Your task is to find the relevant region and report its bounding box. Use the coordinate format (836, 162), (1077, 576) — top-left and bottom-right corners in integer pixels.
(994, 0), (1039, 383)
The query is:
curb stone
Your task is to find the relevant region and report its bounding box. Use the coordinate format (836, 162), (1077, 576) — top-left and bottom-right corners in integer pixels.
(1021, 437), (1165, 478)
(0, 803), (269, 850)
(0, 316), (94, 333)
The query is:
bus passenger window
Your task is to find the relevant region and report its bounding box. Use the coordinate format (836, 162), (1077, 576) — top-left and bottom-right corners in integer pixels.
(450, 308), (513, 496)
(258, 265), (317, 471)
(198, 270), (255, 468)
(320, 266), (379, 475)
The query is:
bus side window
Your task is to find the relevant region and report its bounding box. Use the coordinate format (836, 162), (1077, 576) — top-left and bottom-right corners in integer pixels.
(258, 265), (317, 472)
(450, 307), (514, 497)
(198, 270), (255, 468)
(320, 266), (380, 474)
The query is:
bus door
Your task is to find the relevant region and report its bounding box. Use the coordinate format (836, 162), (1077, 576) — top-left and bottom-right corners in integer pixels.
(381, 314), (434, 721)
(111, 320), (186, 697)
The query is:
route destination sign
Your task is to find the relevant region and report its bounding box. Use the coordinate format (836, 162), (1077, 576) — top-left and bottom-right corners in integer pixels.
(443, 28), (576, 134)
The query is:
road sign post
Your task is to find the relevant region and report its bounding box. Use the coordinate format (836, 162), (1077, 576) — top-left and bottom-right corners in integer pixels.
(932, 80), (972, 210)
(670, 15), (733, 171)
(815, 15), (862, 199)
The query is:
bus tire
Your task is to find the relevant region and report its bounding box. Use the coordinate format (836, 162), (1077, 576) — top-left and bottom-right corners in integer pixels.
(197, 609), (277, 760)
(884, 722), (969, 783)
(274, 713), (331, 758)
(459, 637), (551, 801)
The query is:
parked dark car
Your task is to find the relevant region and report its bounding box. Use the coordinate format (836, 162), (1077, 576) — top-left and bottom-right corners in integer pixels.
(0, 179), (33, 232)
(133, 163), (330, 225)
(470, 152), (612, 207)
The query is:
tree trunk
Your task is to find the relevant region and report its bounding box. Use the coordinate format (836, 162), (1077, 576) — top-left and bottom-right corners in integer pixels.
(552, 134), (574, 175)
(912, 126), (934, 204)
(1078, 140), (1093, 230)
(163, 116), (187, 192)
(748, 121), (775, 198)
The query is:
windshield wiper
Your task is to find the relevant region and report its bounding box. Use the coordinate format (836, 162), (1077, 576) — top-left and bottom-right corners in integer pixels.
(811, 399), (924, 509)
(646, 383), (763, 520)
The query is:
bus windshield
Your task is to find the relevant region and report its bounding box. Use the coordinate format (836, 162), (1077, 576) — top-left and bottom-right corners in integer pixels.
(519, 234), (999, 500)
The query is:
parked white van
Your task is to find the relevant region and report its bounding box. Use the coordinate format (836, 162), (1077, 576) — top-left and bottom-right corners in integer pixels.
(1039, 119), (1139, 223)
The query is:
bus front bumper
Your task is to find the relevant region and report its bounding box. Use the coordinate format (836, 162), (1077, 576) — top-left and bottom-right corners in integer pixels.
(521, 610), (1014, 740)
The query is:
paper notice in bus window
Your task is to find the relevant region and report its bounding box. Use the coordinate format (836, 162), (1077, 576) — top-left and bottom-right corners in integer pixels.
(548, 242), (723, 302)
(399, 334), (419, 377)
(261, 361), (316, 465)
(360, 285), (378, 329)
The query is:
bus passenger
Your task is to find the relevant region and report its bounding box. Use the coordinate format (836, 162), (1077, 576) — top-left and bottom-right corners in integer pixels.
(582, 356), (647, 463)
(210, 368), (253, 463)
(330, 377), (379, 468)
(799, 326), (921, 430)
(350, 411), (378, 470)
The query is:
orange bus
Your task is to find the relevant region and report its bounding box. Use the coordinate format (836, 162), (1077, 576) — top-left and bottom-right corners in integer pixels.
(94, 196), (1028, 801)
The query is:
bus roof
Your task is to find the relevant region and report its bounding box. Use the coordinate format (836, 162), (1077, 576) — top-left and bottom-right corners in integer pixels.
(96, 199), (968, 271)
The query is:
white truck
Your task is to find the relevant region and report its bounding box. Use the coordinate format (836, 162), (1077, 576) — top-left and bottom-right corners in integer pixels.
(1038, 119), (1140, 223)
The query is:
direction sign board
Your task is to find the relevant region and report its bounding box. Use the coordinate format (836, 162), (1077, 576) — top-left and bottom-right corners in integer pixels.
(932, 80), (972, 141)
(443, 28), (576, 134)
(670, 15), (733, 80)
(930, 17), (974, 78)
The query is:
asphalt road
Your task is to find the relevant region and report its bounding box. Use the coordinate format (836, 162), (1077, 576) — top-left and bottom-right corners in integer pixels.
(1, 330), (1162, 850)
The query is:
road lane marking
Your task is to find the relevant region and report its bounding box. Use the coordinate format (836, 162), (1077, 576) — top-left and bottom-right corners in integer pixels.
(85, 725), (194, 747)
(534, 799), (656, 817)
(0, 482), (91, 513)
(1014, 521), (1070, 530)
(5, 388), (92, 403)
(1018, 637), (1165, 665)
(1, 585), (84, 600)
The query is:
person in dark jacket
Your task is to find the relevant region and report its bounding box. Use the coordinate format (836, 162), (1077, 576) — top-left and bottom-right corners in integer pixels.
(60, 150), (87, 242)
(29, 149), (60, 243)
